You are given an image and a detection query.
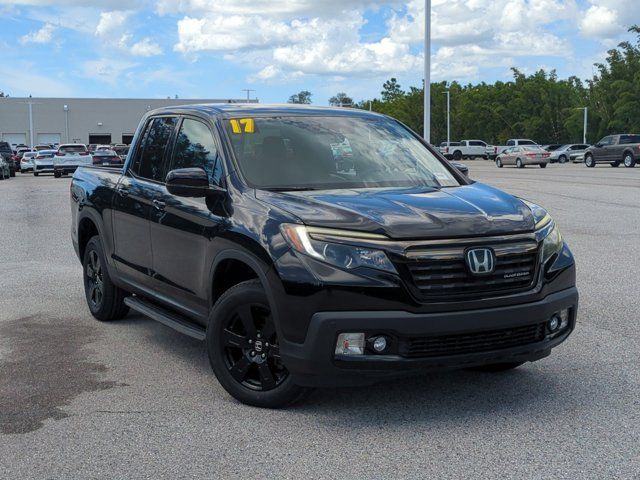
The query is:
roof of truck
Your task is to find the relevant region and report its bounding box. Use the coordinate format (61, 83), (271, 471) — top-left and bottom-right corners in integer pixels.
(147, 103), (386, 119)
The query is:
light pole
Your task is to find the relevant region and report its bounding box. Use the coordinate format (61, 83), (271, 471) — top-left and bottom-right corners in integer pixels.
(443, 89), (450, 146)
(242, 89), (255, 102)
(423, 0), (431, 143)
(63, 105), (69, 143)
(27, 97), (34, 149)
(582, 107), (588, 144)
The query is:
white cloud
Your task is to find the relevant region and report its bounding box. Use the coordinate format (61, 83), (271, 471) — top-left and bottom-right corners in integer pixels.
(20, 23), (56, 44)
(130, 37), (162, 56)
(580, 5), (620, 38)
(167, 0), (586, 83)
(95, 10), (130, 36)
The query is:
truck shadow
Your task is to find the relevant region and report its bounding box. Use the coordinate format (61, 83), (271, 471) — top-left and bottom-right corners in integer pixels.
(123, 313), (600, 428)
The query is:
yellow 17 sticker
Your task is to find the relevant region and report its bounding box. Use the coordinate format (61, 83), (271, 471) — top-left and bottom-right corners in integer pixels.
(230, 118), (255, 134)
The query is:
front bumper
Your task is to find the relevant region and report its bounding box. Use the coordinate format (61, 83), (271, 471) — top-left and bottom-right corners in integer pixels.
(281, 287), (578, 387)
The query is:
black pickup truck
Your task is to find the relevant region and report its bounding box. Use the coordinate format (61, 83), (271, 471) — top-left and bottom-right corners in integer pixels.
(584, 134), (640, 167)
(70, 104), (578, 408)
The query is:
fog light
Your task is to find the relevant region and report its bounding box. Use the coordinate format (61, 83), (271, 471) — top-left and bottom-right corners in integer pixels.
(335, 333), (364, 355)
(372, 336), (388, 353)
(548, 315), (561, 333)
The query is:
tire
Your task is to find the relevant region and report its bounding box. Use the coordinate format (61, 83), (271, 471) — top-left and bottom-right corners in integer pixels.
(516, 158), (524, 168)
(452, 150), (462, 160)
(207, 279), (311, 408)
(10, 170), (15, 177)
(83, 235), (130, 321)
(585, 154), (595, 167)
(20, 169), (25, 174)
(624, 152), (636, 168)
(610, 161), (620, 167)
(558, 155), (567, 164)
(54, 171), (61, 178)
(468, 362), (524, 372)
(34, 171), (39, 176)
(496, 158), (503, 168)
(539, 163), (547, 168)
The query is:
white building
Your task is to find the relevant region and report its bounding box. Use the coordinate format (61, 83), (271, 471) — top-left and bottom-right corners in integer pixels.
(0, 97), (255, 148)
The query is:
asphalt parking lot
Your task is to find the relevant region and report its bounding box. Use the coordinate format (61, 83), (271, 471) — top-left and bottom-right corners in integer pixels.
(1, 162), (639, 479)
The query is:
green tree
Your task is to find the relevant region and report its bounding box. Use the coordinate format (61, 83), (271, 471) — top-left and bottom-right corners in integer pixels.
(381, 78), (404, 102)
(329, 92), (353, 107)
(288, 90), (312, 104)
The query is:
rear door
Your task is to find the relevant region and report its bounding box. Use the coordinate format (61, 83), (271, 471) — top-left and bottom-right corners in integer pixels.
(112, 116), (177, 286)
(149, 116), (227, 321)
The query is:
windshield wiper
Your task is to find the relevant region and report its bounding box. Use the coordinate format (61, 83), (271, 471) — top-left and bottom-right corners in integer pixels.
(264, 187), (320, 192)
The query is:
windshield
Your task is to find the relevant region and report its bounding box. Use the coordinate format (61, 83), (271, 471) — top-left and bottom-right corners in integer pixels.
(59, 145), (87, 154)
(225, 115), (460, 190)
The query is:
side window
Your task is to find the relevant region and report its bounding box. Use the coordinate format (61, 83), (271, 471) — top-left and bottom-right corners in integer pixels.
(172, 118), (224, 186)
(599, 136), (612, 146)
(131, 117), (177, 181)
(506, 140), (515, 146)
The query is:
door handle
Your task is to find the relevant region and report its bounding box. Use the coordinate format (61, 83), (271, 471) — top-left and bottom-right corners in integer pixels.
(153, 199), (166, 211)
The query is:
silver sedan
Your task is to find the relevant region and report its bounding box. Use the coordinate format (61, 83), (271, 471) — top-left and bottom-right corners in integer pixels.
(496, 146), (550, 168)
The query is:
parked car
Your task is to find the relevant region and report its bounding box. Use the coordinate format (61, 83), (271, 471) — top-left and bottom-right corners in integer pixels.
(450, 161), (469, 177)
(113, 145), (129, 160)
(53, 144), (92, 177)
(584, 134), (640, 167)
(20, 151), (37, 173)
(438, 141), (461, 157)
(92, 149), (124, 167)
(88, 144), (98, 154)
(0, 141), (16, 177)
(542, 144), (563, 152)
(445, 140), (492, 160)
(548, 144), (591, 164)
(0, 156), (10, 179)
(570, 152), (585, 163)
(492, 139), (539, 158)
(95, 145), (112, 152)
(34, 144), (53, 152)
(70, 104), (577, 408)
(496, 145), (550, 168)
(33, 150), (57, 176)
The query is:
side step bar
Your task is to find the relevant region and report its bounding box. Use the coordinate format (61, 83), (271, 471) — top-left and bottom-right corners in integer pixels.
(124, 296), (206, 341)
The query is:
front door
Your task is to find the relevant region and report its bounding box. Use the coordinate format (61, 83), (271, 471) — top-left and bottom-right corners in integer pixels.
(112, 116), (177, 287)
(149, 116), (227, 321)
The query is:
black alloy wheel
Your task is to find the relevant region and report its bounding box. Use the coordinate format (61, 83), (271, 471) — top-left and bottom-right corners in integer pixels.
(85, 249), (104, 311)
(221, 302), (286, 392)
(82, 235), (129, 321)
(207, 280), (310, 408)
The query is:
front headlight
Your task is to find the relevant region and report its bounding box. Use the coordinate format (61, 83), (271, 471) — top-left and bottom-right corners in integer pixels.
(523, 199), (563, 264)
(280, 224), (397, 274)
(541, 222), (563, 264)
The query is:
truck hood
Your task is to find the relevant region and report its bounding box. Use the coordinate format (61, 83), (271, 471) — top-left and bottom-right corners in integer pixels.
(256, 182), (535, 239)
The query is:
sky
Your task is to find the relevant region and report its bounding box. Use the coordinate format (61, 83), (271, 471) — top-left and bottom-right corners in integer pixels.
(0, 0), (638, 104)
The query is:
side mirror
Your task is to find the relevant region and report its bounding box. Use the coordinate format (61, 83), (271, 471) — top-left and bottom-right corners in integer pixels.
(166, 168), (225, 198)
